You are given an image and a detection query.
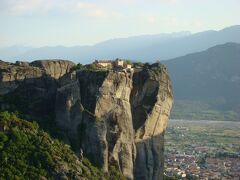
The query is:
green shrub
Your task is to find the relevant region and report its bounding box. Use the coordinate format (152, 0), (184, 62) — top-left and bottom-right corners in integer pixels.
(70, 63), (83, 72)
(86, 64), (98, 71)
(124, 60), (132, 65)
(0, 111), (105, 179)
(108, 165), (125, 180)
(132, 62), (144, 68)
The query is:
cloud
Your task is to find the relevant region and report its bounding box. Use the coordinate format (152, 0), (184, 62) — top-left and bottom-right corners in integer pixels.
(147, 15), (157, 24)
(74, 2), (113, 18)
(164, 0), (177, 4)
(116, 0), (179, 5)
(87, 9), (109, 18)
(167, 17), (180, 27)
(0, 0), (180, 16)
(0, 0), (118, 18)
(0, 0), (54, 15)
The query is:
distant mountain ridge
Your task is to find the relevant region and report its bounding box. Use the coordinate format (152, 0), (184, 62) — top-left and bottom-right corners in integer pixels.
(163, 42), (240, 121)
(1, 25), (240, 63)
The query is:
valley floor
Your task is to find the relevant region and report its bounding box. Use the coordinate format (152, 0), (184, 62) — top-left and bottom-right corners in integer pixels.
(164, 119), (240, 179)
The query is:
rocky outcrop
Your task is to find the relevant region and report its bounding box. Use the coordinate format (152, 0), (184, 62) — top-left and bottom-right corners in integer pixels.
(55, 63), (173, 180)
(0, 59), (74, 95)
(0, 60), (75, 117)
(0, 60), (173, 180)
(0, 60), (43, 95)
(30, 60), (75, 79)
(131, 65), (173, 180)
(56, 70), (136, 179)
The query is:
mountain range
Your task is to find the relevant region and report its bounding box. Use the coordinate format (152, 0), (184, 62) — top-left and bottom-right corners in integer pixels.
(163, 42), (240, 121)
(1, 25), (240, 63)
(1, 25), (239, 121)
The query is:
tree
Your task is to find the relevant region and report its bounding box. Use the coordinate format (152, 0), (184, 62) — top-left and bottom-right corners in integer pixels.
(124, 60), (132, 65)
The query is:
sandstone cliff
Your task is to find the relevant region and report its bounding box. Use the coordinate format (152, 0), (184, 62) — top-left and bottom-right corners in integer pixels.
(131, 66), (173, 179)
(0, 60), (173, 180)
(0, 60), (74, 117)
(0, 59), (74, 95)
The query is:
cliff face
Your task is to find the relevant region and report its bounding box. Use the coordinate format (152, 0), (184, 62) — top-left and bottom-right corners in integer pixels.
(30, 60), (75, 79)
(0, 59), (74, 95)
(0, 60), (74, 117)
(55, 63), (173, 180)
(0, 60), (173, 180)
(56, 70), (136, 179)
(131, 66), (173, 180)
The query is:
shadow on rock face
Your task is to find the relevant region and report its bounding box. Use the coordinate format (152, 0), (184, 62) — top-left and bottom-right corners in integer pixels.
(134, 133), (165, 180)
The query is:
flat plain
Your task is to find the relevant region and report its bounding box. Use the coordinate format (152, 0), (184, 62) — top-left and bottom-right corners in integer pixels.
(165, 119), (240, 179)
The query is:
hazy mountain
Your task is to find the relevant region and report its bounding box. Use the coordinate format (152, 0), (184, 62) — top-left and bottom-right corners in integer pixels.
(0, 32), (190, 63)
(163, 42), (240, 120)
(1, 25), (240, 63)
(0, 45), (32, 61)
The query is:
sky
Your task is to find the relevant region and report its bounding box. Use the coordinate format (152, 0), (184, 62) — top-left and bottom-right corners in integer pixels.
(0, 0), (240, 48)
